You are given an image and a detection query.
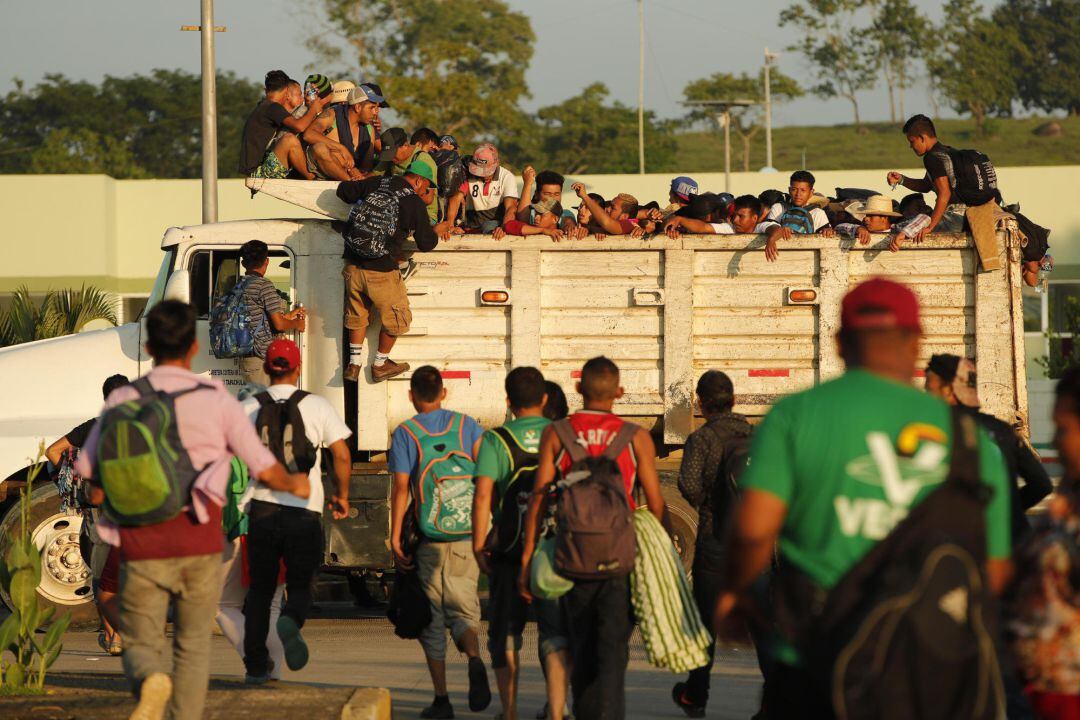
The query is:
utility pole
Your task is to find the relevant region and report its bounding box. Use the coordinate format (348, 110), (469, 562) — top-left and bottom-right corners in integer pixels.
(764, 47), (778, 171)
(182, 0), (225, 224)
(637, 0), (645, 174)
(682, 100), (755, 193)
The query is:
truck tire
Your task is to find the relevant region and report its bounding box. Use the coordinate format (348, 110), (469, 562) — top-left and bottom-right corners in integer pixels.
(661, 484), (698, 573)
(0, 483), (99, 627)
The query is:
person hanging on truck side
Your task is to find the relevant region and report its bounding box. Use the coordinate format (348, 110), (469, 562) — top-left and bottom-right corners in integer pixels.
(237, 338), (353, 684)
(389, 366), (491, 719)
(443, 143), (520, 239)
(712, 278), (1013, 719)
(472, 367), (572, 720)
(74, 300), (310, 720)
(833, 195), (932, 253)
(663, 195), (790, 262)
(518, 356), (667, 720)
(670, 370), (754, 719)
(887, 115), (1002, 264)
(764, 170), (835, 236)
(233, 240), (307, 387)
(239, 70), (329, 180)
(335, 162), (439, 383)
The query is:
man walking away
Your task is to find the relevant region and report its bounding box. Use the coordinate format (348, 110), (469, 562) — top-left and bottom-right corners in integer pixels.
(240, 338), (352, 683)
(472, 367), (571, 720)
(236, 240), (307, 386)
(336, 163), (439, 383)
(75, 300), (309, 720)
(671, 370), (752, 718)
(519, 356), (667, 720)
(713, 279), (1013, 719)
(389, 366), (491, 718)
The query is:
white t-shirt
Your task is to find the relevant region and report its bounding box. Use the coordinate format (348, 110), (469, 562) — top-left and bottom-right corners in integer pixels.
(709, 220), (779, 234)
(461, 167), (519, 213)
(242, 384), (352, 514)
(766, 202), (830, 231)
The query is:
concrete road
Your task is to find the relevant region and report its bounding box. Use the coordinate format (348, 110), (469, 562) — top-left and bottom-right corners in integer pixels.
(47, 606), (763, 719)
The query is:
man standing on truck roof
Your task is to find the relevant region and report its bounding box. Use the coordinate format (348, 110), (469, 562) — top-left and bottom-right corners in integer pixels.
(336, 162), (439, 383)
(238, 240), (307, 387)
(712, 278), (1013, 717)
(238, 338), (353, 684)
(74, 300), (310, 720)
(389, 366), (491, 719)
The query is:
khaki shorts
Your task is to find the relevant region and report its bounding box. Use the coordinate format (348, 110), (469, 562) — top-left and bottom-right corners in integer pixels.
(342, 262), (412, 337)
(416, 539), (481, 661)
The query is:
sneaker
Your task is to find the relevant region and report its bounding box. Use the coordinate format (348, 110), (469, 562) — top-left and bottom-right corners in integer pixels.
(671, 682), (706, 719)
(420, 696), (455, 719)
(343, 363), (362, 382)
(400, 258), (419, 283)
(245, 659), (276, 685)
(467, 656), (492, 712)
(371, 359), (409, 383)
(129, 672), (171, 720)
(276, 615), (309, 671)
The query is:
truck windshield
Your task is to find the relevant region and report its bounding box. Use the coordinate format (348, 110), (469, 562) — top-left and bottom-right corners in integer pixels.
(143, 249), (176, 316)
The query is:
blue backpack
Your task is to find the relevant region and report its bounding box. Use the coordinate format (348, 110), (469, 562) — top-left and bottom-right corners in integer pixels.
(209, 276), (264, 359)
(779, 206), (817, 234)
(403, 412), (476, 542)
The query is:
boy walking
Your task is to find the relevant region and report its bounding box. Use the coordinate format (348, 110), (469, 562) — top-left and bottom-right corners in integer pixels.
(389, 366), (491, 718)
(472, 367), (571, 720)
(75, 300), (309, 720)
(519, 357), (666, 720)
(240, 338), (353, 683)
(237, 240), (307, 386)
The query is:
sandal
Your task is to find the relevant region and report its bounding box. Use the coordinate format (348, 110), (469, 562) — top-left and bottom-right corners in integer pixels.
(107, 634), (123, 656)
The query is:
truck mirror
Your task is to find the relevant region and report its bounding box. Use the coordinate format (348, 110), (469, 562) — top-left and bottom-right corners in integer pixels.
(164, 269), (191, 304)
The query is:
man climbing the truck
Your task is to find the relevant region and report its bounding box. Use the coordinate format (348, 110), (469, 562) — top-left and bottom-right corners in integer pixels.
(335, 161), (439, 383)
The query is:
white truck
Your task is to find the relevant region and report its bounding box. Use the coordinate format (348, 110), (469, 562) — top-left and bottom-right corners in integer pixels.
(0, 179), (1030, 618)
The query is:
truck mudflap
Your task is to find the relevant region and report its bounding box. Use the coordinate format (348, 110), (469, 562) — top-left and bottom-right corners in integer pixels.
(323, 469), (392, 569)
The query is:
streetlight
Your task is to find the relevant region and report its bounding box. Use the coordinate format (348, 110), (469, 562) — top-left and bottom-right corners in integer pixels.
(682, 99), (755, 192)
(764, 48), (779, 172)
(181, 0), (226, 224)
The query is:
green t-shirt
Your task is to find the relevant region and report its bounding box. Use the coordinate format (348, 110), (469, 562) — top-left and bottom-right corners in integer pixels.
(474, 415), (550, 524)
(378, 149), (439, 224)
(742, 369), (1011, 590)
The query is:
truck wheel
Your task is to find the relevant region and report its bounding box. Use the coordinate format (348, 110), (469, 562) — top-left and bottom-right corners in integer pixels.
(662, 485), (698, 573)
(0, 483), (99, 627)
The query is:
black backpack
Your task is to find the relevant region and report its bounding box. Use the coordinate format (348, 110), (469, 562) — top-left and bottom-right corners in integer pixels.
(342, 177), (414, 260)
(551, 419), (637, 580)
(704, 418), (751, 545)
(488, 426), (539, 560)
(430, 149), (466, 199)
(253, 390), (316, 474)
(387, 568), (432, 640)
(774, 408), (1004, 720)
(758, 189), (790, 208)
(934, 146), (1001, 206)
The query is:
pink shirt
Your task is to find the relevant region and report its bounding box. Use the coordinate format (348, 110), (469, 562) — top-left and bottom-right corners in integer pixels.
(76, 365), (277, 548)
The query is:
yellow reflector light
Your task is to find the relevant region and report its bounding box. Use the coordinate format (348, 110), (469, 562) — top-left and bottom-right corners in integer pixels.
(788, 289), (817, 303)
(481, 290), (510, 304)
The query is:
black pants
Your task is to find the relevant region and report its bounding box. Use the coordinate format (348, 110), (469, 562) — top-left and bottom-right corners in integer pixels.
(243, 500), (324, 675)
(562, 575), (632, 720)
(684, 558), (725, 706)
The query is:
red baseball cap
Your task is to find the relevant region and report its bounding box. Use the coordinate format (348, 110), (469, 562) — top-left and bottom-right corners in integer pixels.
(264, 338), (301, 373)
(840, 278), (922, 333)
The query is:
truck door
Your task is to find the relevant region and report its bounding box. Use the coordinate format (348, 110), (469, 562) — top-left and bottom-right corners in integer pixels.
(184, 246), (300, 393)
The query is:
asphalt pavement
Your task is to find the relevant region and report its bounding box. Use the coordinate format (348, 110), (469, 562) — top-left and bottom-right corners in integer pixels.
(38, 605), (764, 719)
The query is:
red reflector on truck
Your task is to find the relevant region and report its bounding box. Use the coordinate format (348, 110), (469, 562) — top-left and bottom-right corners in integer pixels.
(571, 371), (582, 378)
(440, 371), (472, 380)
(748, 369), (790, 378)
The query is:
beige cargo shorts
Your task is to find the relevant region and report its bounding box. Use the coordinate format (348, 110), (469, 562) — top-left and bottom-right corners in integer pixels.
(342, 261), (413, 337)
(415, 538), (481, 661)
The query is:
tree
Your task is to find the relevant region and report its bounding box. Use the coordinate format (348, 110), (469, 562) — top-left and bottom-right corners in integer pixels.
(927, 0), (1022, 135)
(994, 0), (1080, 115)
(779, 0), (878, 126)
(867, 0), (931, 122)
(308, 0), (535, 144)
(517, 83), (676, 175)
(0, 286), (117, 348)
(682, 70), (803, 171)
(0, 70), (263, 178)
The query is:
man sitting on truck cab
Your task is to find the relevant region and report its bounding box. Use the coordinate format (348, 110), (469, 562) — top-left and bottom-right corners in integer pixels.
(336, 162), (439, 383)
(239, 70), (328, 180)
(302, 85), (385, 181)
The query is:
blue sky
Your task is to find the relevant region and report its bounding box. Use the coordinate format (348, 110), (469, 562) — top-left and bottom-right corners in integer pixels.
(0, 0), (953, 126)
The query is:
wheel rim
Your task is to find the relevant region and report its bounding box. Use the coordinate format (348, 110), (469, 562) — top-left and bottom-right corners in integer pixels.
(31, 512), (93, 605)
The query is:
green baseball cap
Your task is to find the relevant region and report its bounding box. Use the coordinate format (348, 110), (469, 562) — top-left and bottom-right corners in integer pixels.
(405, 160), (435, 184)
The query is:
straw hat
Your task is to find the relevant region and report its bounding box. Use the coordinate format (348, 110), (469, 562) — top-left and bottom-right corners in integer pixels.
(331, 80), (356, 105)
(848, 194), (901, 220)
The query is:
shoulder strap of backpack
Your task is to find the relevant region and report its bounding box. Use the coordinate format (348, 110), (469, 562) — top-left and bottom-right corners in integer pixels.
(132, 377), (155, 399)
(254, 391), (273, 410)
(948, 408), (982, 493)
(553, 419), (587, 464)
(333, 104), (354, 155)
(286, 389), (310, 412)
(491, 425), (534, 471)
(601, 421), (638, 461)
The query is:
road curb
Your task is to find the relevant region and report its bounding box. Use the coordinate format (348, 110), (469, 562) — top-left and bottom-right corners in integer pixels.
(341, 687), (391, 720)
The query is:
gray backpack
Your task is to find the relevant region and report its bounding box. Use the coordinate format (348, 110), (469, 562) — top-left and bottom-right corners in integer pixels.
(552, 419), (638, 580)
(342, 176), (413, 260)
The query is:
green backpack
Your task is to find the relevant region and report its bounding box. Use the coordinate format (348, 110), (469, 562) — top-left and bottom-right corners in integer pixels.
(404, 412), (476, 542)
(96, 377), (210, 526)
(222, 458), (250, 541)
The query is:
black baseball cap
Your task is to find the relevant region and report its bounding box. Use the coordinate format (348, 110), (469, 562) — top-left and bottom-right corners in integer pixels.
(379, 127), (409, 162)
(361, 82), (390, 108)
